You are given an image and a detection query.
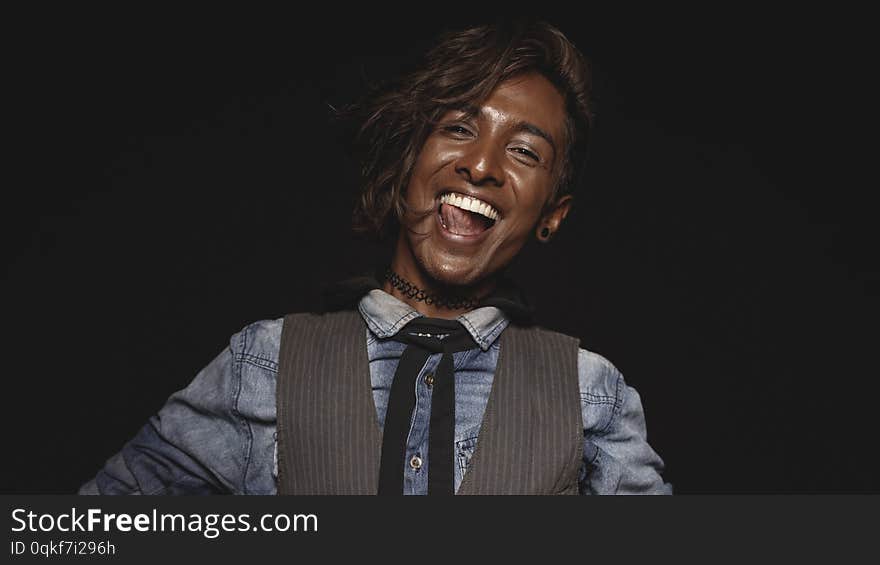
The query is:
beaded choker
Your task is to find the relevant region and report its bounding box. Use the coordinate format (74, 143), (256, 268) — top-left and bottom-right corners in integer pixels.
(384, 269), (485, 310)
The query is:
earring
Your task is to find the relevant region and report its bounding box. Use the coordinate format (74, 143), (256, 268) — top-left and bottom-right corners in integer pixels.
(540, 227), (551, 239)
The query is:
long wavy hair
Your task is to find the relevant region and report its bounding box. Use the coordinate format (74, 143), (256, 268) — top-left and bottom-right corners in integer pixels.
(348, 20), (593, 241)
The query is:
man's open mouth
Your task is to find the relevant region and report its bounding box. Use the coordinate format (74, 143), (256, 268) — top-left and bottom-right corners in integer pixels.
(437, 192), (499, 237)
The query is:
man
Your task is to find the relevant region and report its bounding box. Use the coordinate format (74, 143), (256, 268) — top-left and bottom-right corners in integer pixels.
(79, 20), (672, 495)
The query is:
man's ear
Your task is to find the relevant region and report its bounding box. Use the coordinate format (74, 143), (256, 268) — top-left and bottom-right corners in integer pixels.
(536, 194), (573, 242)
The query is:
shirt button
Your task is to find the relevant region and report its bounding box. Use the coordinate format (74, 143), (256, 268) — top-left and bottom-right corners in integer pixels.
(409, 455), (423, 470)
(424, 372), (434, 387)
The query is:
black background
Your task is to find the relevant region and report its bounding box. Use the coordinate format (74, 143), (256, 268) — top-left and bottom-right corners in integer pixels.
(3, 7), (876, 493)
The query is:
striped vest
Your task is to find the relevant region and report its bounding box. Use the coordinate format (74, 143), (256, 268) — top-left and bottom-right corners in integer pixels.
(276, 310), (582, 495)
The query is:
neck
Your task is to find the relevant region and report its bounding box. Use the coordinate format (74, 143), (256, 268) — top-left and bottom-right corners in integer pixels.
(385, 246), (497, 320)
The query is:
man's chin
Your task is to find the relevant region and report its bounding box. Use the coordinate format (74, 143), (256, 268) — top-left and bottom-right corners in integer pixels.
(402, 230), (503, 291)
(418, 254), (494, 290)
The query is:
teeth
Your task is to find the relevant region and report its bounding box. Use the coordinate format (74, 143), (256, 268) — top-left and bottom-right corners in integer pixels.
(440, 193), (499, 221)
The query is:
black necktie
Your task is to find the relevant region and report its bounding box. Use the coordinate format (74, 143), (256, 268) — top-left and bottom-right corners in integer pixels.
(321, 266), (536, 494)
(377, 317), (479, 495)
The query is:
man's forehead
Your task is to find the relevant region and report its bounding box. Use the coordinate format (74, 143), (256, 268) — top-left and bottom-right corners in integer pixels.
(452, 74), (565, 135)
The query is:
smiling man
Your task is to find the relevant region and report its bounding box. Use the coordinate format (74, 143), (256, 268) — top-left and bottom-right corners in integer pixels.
(393, 72), (569, 307)
(79, 20), (672, 496)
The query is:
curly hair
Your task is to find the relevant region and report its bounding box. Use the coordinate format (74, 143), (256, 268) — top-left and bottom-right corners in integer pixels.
(349, 19), (593, 241)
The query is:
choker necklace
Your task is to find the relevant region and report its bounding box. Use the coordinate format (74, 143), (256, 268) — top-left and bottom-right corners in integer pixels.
(385, 269), (485, 310)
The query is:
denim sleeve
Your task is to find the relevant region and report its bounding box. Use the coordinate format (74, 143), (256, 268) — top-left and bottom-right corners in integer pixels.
(577, 349), (673, 495)
(78, 321), (279, 495)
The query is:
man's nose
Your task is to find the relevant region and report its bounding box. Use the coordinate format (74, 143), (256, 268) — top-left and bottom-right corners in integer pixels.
(454, 139), (505, 187)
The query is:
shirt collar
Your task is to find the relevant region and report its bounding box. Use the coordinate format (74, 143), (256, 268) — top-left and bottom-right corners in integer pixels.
(357, 289), (509, 351)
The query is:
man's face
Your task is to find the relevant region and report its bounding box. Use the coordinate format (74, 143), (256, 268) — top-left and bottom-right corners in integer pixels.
(399, 71), (571, 288)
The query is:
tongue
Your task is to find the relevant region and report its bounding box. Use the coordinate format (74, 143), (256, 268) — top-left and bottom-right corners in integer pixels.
(440, 203), (489, 236)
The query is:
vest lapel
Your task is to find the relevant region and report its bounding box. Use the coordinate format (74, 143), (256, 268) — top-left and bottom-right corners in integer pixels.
(456, 324), (583, 495)
(276, 310), (382, 494)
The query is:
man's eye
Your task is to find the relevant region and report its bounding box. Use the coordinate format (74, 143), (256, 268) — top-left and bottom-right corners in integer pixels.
(510, 146), (539, 162)
(443, 125), (473, 136)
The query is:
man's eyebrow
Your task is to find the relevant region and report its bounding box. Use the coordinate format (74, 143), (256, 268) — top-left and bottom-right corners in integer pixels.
(453, 104), (557, 156)
(512, 121), (556, 155)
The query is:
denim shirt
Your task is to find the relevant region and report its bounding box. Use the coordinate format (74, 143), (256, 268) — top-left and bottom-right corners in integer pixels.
(79, 290), (672, 495)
